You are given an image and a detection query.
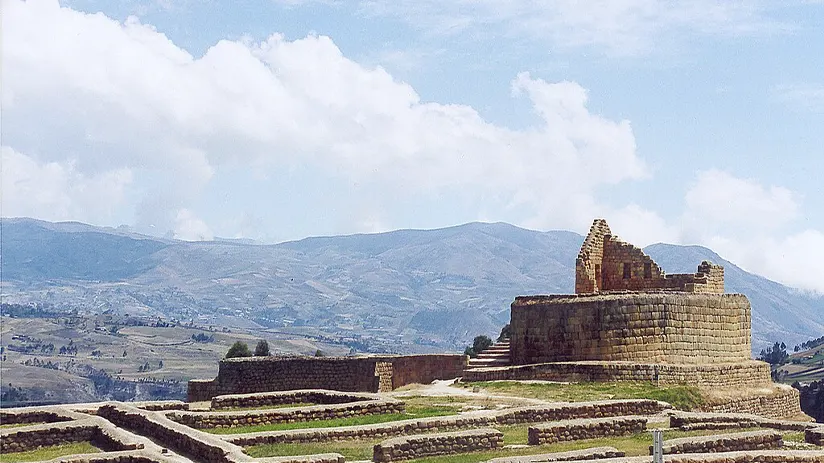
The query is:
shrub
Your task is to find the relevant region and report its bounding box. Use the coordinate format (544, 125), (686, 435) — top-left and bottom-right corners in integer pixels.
(226, 341), (252, 359)
(464, 335), (493, 358)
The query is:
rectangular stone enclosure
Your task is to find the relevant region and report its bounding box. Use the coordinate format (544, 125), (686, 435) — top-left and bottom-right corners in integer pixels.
(510, 292), (751, 365)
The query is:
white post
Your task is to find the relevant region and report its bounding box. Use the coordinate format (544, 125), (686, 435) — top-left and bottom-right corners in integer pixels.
(652, 429), (663, 463)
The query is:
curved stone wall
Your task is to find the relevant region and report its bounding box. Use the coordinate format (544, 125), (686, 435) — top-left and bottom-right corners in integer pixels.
(510, 292), (751, 365)
(462, 360), (771, 389)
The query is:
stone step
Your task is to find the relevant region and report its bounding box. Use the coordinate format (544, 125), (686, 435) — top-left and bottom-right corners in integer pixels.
(475, 352), (509, 360)
(467, 359), (511, 367)
(481, 347), (511, 354)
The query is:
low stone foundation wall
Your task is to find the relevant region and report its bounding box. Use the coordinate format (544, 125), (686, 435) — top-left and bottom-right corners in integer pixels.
(131, 400), (189, 411)
(170, 398), (405, 429)
(211, 390), (379, 410)
(0, 407), (77, 425)
(98, 403), (248, 463)
(485, 447), (625, 463)
(0, 422), (97, 454)
(225, 400), (668, 446)
(698, 384), (803, 418)
(462, 361), (770, 389)
(0, 419), (143, 454)
(669, 411), (816, 432)
(527, 417), (647, 445)
(656, 430), (782, 455)
(373, 428), (503, 462)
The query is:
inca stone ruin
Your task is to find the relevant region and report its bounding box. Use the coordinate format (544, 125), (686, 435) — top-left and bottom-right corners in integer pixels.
(3, 218), (823, 462)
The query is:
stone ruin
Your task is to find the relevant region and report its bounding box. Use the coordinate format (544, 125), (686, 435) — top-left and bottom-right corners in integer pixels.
(575, 218), (724, 294)
(465, 218), (804, 419)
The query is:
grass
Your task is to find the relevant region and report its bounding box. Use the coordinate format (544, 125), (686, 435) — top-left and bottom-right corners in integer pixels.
(207, 404), (462, 434)
(245, 421), (765, 461)
(457, 381), (705, 410)
(0, 442), (100, 462)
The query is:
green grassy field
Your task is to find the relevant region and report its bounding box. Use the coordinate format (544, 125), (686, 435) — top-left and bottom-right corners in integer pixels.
(455, 381), (705, 410)
(0, 442), (100, 463)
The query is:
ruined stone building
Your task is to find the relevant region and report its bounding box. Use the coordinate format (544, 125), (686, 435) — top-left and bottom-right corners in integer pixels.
(574, 219), (724, 294)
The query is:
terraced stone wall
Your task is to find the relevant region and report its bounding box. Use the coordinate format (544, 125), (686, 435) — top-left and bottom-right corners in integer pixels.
(510, 292), (752, 365)
(188, 355), (466, 402)
(462, 360), (771, 388)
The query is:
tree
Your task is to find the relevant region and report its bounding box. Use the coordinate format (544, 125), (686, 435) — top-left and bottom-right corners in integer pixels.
(254, 340), (270, 356)
(759, 341), (789, 366)
(225, 341), (252, 359)
(314, 349), (324, 357)
(464, 335), (493, 358)
(473, 335), (493, 353)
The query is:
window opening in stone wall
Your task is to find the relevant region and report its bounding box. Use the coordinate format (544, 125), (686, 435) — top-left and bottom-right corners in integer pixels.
(644, 262), (652, 279)
(595, 264), (601, 285)
(623, 262), (631, 279)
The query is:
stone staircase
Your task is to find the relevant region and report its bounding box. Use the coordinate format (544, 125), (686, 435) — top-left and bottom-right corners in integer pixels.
(466, 339), (511, 370)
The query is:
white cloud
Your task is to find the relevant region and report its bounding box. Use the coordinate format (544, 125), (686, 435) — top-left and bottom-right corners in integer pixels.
(0, 146), (133, 222)
(2, 0), (646, 237)
(603, 204), (678, 247)
(669, 170), (824, 293)
(683, 169), (799, 235)
(359, 0), (794, 56)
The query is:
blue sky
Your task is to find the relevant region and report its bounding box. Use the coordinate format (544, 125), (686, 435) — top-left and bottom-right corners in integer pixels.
(2, 0), (824, 291)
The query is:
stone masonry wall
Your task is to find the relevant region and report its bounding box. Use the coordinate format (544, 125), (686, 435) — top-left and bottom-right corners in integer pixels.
(98, 403), (249, 463)
(170, 398), (404, 429)
(225, 400), (668, 447)
(656, 430), (783, 455)
(210, 390), (378, 410)
(188, 354), (466, 402)
(0, 423), (97, 454)
(527, 417), (647, 445)
(373, 428), (503, 462)
(575, 219), (724, 294)
(510, 292), (751, 365)
(462, 360), (771, 389)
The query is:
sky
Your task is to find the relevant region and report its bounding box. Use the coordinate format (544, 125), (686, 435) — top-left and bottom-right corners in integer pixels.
(2, 0), (824, 292)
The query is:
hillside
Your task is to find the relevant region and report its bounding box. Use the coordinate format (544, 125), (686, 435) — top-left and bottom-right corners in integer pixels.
(2, 217), (822, 353)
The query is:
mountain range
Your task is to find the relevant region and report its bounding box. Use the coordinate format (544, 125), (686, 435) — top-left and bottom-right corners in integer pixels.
(2, 217), (822, 353)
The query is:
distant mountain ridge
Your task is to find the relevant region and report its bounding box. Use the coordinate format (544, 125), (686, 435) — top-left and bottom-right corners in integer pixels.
(2, 217), (822, 352)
